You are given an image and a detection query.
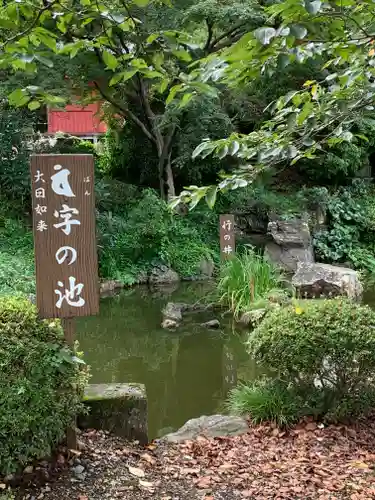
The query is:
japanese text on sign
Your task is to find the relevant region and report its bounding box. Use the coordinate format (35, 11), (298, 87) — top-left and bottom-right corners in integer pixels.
(220, 214), (235, 260)
(31, 155), (99, 319)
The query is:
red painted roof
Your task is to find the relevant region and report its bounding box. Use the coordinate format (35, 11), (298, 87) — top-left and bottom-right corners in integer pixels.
(47, 102), (107, 135)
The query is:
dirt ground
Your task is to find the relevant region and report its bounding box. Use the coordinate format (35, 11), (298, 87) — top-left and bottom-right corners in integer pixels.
(15, 418), (375, 500)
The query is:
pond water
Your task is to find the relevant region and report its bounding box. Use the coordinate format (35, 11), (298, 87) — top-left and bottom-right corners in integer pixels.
(76, 283), (258, 439)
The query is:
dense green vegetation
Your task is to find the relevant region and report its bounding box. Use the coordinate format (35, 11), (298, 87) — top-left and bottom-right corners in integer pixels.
(228, 300), (375, 425)
(0, 297), (87, 474)
(217, 248), (285, 319)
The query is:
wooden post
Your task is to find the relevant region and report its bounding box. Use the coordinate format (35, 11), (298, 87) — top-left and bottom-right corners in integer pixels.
(62, 318), (77, 450)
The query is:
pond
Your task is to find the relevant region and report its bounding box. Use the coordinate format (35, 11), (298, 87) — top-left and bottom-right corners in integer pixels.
(76, 283), (258, 439)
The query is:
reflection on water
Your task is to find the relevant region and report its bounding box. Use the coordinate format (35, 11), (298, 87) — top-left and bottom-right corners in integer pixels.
(76, 283), (258, 438)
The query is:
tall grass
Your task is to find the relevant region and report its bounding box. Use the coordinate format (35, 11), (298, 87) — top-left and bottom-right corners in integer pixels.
(217, 247), (284, 318)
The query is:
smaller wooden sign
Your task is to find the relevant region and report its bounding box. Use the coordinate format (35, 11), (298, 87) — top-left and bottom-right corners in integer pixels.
(220, 214), (235, 260)
(30, 154), (99, 319)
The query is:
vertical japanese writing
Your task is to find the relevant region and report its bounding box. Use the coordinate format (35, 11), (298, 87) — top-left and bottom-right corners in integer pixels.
(220, 214), (235, 260)
(31, 155), (99, 319)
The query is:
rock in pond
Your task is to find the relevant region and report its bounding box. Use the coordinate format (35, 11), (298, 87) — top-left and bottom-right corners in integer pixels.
(162, 318), (179, 329)
(292, 262), (363, 300)
(162, 302), (183, 322)
(79, 383), (148, 445)
(163, 415), (248, 443)
(201, 319), (220, 329)
(149, 264), (179, 285)
(264, 215), (314, 273)
(239, 308), (267, 327)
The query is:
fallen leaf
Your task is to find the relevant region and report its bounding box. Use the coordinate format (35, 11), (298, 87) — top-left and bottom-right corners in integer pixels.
(139, 480), (154, 489)
(196, 476), (212, 489)
(128, 465), (145, 478)
(141, 452), (156, 465)
(350, 461), (370, 469)
(0, 484), (6, 490)
(78, 496), (88, 500)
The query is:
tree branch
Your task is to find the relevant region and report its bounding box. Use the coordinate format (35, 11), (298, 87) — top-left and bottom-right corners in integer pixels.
(210, 21), (248, 51)
(93, 80), (156, 145)
(204, 19), (214, 53)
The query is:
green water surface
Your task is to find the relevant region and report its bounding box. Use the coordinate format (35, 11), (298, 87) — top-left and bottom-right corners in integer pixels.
(76, 283), (257, 439)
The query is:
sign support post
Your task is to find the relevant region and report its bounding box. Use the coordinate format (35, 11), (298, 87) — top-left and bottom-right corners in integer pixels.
(30, 154), (99, 451)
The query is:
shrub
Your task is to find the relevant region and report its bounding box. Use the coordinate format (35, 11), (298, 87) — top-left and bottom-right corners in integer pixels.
(217, 247), (284, 319)
(0, 297), (88, 474)
(246, 299), (375, 422)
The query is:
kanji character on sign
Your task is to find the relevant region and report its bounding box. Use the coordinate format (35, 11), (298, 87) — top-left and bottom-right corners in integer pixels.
(34, 170), (45, 183)
(84, 176), (91, 183)
(36, 220), (48, 232)
(55, 277), (85, 309)
(224, 234), (231, 241)
(35, 187), (46, 199)
(56, 246), (77, 265)
(222, 220), (232, 231)
(84, 190), (91, 196)
(51, 164), (75, 197)
(223, 245), (233, 254)
(53, 204), (81, 235)
(35, 204), (47, 216)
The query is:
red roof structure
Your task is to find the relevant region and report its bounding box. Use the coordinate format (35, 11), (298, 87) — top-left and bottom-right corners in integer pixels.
(47, 102), (107, 136)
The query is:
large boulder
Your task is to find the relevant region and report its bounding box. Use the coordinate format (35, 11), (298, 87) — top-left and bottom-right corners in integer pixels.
(149, 264), (180, 285)
(162, 415), (248, 443)
(292, 262), (363, 300)
(264, 215), (314, 272)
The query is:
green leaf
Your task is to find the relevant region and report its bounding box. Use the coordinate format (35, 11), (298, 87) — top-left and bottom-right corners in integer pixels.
(147, 33), (159, 44)
(298, 101), (314, 125)
(133, 0), (149, 6)
(289, 24), (308, 39)
(109, 70), (138, 85)
(192, 140), (210, 159)
(35, 55), (54, 68)
(179, 92), (193, 108)
(304, 0), (322, 15)
(172, 50), (192, 62)
(166, 84), (182, 104)
(8, 89), (28, 107)
(28, 100), (41, 111)
(102, 50), (118, 70)
(205, 186), (217, 209)
(254, 27), (277, 45)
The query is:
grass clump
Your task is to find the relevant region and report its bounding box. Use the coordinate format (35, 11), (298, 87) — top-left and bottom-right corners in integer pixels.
(217, 247), (284, 318)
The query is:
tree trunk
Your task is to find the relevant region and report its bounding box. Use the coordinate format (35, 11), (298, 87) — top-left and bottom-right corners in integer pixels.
(157, 128), (176, 201)
(165, 152), (175, 200)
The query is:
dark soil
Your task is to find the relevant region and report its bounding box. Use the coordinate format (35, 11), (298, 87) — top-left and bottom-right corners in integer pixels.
(15, 418), (375, 500)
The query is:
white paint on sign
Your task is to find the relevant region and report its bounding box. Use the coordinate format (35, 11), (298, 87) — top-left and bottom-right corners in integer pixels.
(36, 220), (48, 232)
(56, 246), (77, 265)
(53, 204), (81, 235)
(35, 204), (47, 216)
(51, 165), (75, 197)
(55, 277), (85, 308)
(35, 187), (46, 199)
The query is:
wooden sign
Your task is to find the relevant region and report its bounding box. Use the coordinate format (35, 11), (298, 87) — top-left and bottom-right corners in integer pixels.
(30, 154), (99, 319)
(220, 214), (235, 260)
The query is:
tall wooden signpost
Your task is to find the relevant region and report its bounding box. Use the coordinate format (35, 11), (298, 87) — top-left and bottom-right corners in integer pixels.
(220, 214), (235, 259)
(30, 154), (99, 449)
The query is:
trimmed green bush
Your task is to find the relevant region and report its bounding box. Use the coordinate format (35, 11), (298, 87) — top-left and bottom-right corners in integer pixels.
(0, 297), (88, 474)
(217, 247), (284, 319)
(240, 299), (375, 423)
